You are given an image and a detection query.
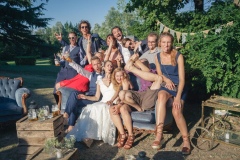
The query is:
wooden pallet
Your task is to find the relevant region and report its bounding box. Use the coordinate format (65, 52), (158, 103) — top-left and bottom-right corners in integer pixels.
(16, 115), (64, 158)
(28, 147), (80, 160)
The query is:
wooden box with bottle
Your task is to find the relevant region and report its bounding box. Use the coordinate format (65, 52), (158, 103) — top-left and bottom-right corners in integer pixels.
(16, 115), (64, 158)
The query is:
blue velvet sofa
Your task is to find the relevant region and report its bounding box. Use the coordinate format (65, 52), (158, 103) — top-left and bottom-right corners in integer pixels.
(0, 77), (30, 123)
(56, 75), (173, 133)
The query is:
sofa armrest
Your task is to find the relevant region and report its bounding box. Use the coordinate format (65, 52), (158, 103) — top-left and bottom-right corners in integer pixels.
(15, 88), (30, 115)
(56, 87), (77, 113)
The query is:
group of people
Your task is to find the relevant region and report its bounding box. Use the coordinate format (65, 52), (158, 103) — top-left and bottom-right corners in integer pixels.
(53, 20), (191, 155)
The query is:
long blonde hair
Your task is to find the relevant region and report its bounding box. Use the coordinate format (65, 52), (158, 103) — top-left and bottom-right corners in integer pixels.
(111, 67), (129, 91)
(158, 32), (177, 66)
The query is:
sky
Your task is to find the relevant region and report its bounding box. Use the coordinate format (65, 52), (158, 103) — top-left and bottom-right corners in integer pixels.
(35, 0), (122, 27)
(35, 0), (211, 28)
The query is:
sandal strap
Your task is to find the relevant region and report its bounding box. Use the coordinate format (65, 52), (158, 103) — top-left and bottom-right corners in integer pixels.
(117, 133), (127, 147)
(182, 135), (190, 141)
(155, 122), (164, 134)
(124, 135), (134, 149)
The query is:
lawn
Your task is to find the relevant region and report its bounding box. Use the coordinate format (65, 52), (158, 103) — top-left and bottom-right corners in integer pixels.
(0, 58), (59, 89)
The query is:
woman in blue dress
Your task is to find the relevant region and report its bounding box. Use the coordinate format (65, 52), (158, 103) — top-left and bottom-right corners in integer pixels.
(124, 32), (190, 154)
(152, 32), (190, 154)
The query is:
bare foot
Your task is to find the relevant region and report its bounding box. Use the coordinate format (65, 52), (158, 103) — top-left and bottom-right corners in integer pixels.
(124, 59), (135, 71)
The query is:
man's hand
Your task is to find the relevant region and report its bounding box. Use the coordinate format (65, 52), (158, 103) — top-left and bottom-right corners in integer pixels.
(77, 94), (86, 99)
(55, 32), (62, 41)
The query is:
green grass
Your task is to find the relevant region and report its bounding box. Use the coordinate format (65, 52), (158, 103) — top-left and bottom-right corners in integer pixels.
(0, 58), (60, 89)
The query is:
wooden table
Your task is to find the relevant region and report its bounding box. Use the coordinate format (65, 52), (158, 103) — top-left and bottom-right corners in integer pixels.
(28, 147), (80, 160)
(201, 95), (240, 146)
(16, 115), (64, 158)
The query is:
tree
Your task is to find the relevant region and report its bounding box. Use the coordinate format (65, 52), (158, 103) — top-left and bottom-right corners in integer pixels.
(92, 0), (142, 39)
(0, 0), (52, 58)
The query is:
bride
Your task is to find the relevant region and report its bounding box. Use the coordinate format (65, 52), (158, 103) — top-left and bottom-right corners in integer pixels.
(66, 61), (131, 146)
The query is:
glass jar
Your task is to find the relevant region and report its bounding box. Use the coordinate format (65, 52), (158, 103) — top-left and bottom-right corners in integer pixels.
(28, 101), (38, 121)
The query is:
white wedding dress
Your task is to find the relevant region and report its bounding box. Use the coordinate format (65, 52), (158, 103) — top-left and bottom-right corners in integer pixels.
(66, 79), (116, 145)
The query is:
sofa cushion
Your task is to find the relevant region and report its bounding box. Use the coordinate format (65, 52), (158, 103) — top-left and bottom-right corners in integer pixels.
(0, 100), (22, 117)
(0, 114), (22, 123)
(0, 78), (21, 100)
(131, 110), (155, 124)
(58, 87), (77, 112)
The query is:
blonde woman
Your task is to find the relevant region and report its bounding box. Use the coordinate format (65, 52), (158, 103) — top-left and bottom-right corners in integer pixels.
(152, 32), (190, 154)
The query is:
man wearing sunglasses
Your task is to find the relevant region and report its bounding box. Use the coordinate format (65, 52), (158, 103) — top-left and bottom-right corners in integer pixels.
(55, 20), (107, 63)
(54, 31), (86, 103)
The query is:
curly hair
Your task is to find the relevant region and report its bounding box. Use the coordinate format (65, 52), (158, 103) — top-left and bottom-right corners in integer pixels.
(111, 67), (129, 91)
(78, 20), (91, 32)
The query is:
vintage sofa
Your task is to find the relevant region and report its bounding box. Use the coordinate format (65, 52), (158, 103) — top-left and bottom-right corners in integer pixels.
(56, 74), (173, 133)
(0, 77), (30, 123)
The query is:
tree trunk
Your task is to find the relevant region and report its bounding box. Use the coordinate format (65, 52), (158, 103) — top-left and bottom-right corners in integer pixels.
(194, 0), (204, 11)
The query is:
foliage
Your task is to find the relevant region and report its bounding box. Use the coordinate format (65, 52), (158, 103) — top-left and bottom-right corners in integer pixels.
(126, 0), (188, 31)
(92, 0), (143, 39)
(44, 136), (76, 154)
(15, 56), (36, 65)
(181, 2), (240, 100)
(0, 0), (52, 59)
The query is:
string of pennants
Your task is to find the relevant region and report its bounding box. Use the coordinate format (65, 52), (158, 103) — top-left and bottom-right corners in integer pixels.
(157, 20), (234, 44)
(234, 0), (240, 6)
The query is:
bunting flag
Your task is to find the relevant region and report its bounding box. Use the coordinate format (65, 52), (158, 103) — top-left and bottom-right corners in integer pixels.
(163, 26), (169, 33)
(202, 30), (209, 38)
(176, 32), (181, 43)
(234, 0), (239, 6)
(170, 29), (175, 37)
(227, 21), (234, 26)
(157, 20), (234, 44)
(182, 33), (187, 44)
(215, 27), (222, 34)
(159, 23), (164, 34)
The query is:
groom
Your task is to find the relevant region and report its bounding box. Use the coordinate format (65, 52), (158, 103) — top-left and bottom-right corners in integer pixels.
(63, 56), (103, 132)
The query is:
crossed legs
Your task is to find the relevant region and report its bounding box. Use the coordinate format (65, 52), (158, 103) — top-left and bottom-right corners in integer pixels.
(110, 104), (134, 149)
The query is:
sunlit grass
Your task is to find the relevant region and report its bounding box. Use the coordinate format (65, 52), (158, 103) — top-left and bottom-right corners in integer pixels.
(0, 58), (59, 89)
(5, 58), (51, 66)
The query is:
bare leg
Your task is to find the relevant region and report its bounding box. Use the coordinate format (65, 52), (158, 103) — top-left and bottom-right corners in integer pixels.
(119, 104), (133, 135)
(109, 105), (129, 148)
(152, 90), (171, 149)
(109, 107), (125, 135)
(119, 90), (142, 111)
(172, 101), (190, 153)
(125, 59), (162, 83)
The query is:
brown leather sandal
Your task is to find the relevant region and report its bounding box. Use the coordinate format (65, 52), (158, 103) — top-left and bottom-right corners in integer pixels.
(152, 122), (164, 149)
(117, 133), (127, 148)
(182, 135), (191, 155)
(124, 134), (135, 149)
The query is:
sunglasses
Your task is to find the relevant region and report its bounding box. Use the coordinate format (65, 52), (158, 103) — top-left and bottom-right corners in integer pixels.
(68, 37), (75, 40)
(81, 26), (88, 29)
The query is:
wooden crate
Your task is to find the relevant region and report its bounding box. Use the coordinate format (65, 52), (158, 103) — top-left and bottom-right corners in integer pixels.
(28, 147), (80, 160)
(16, 115), (64, 145)
(16, 115), (64, 159)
